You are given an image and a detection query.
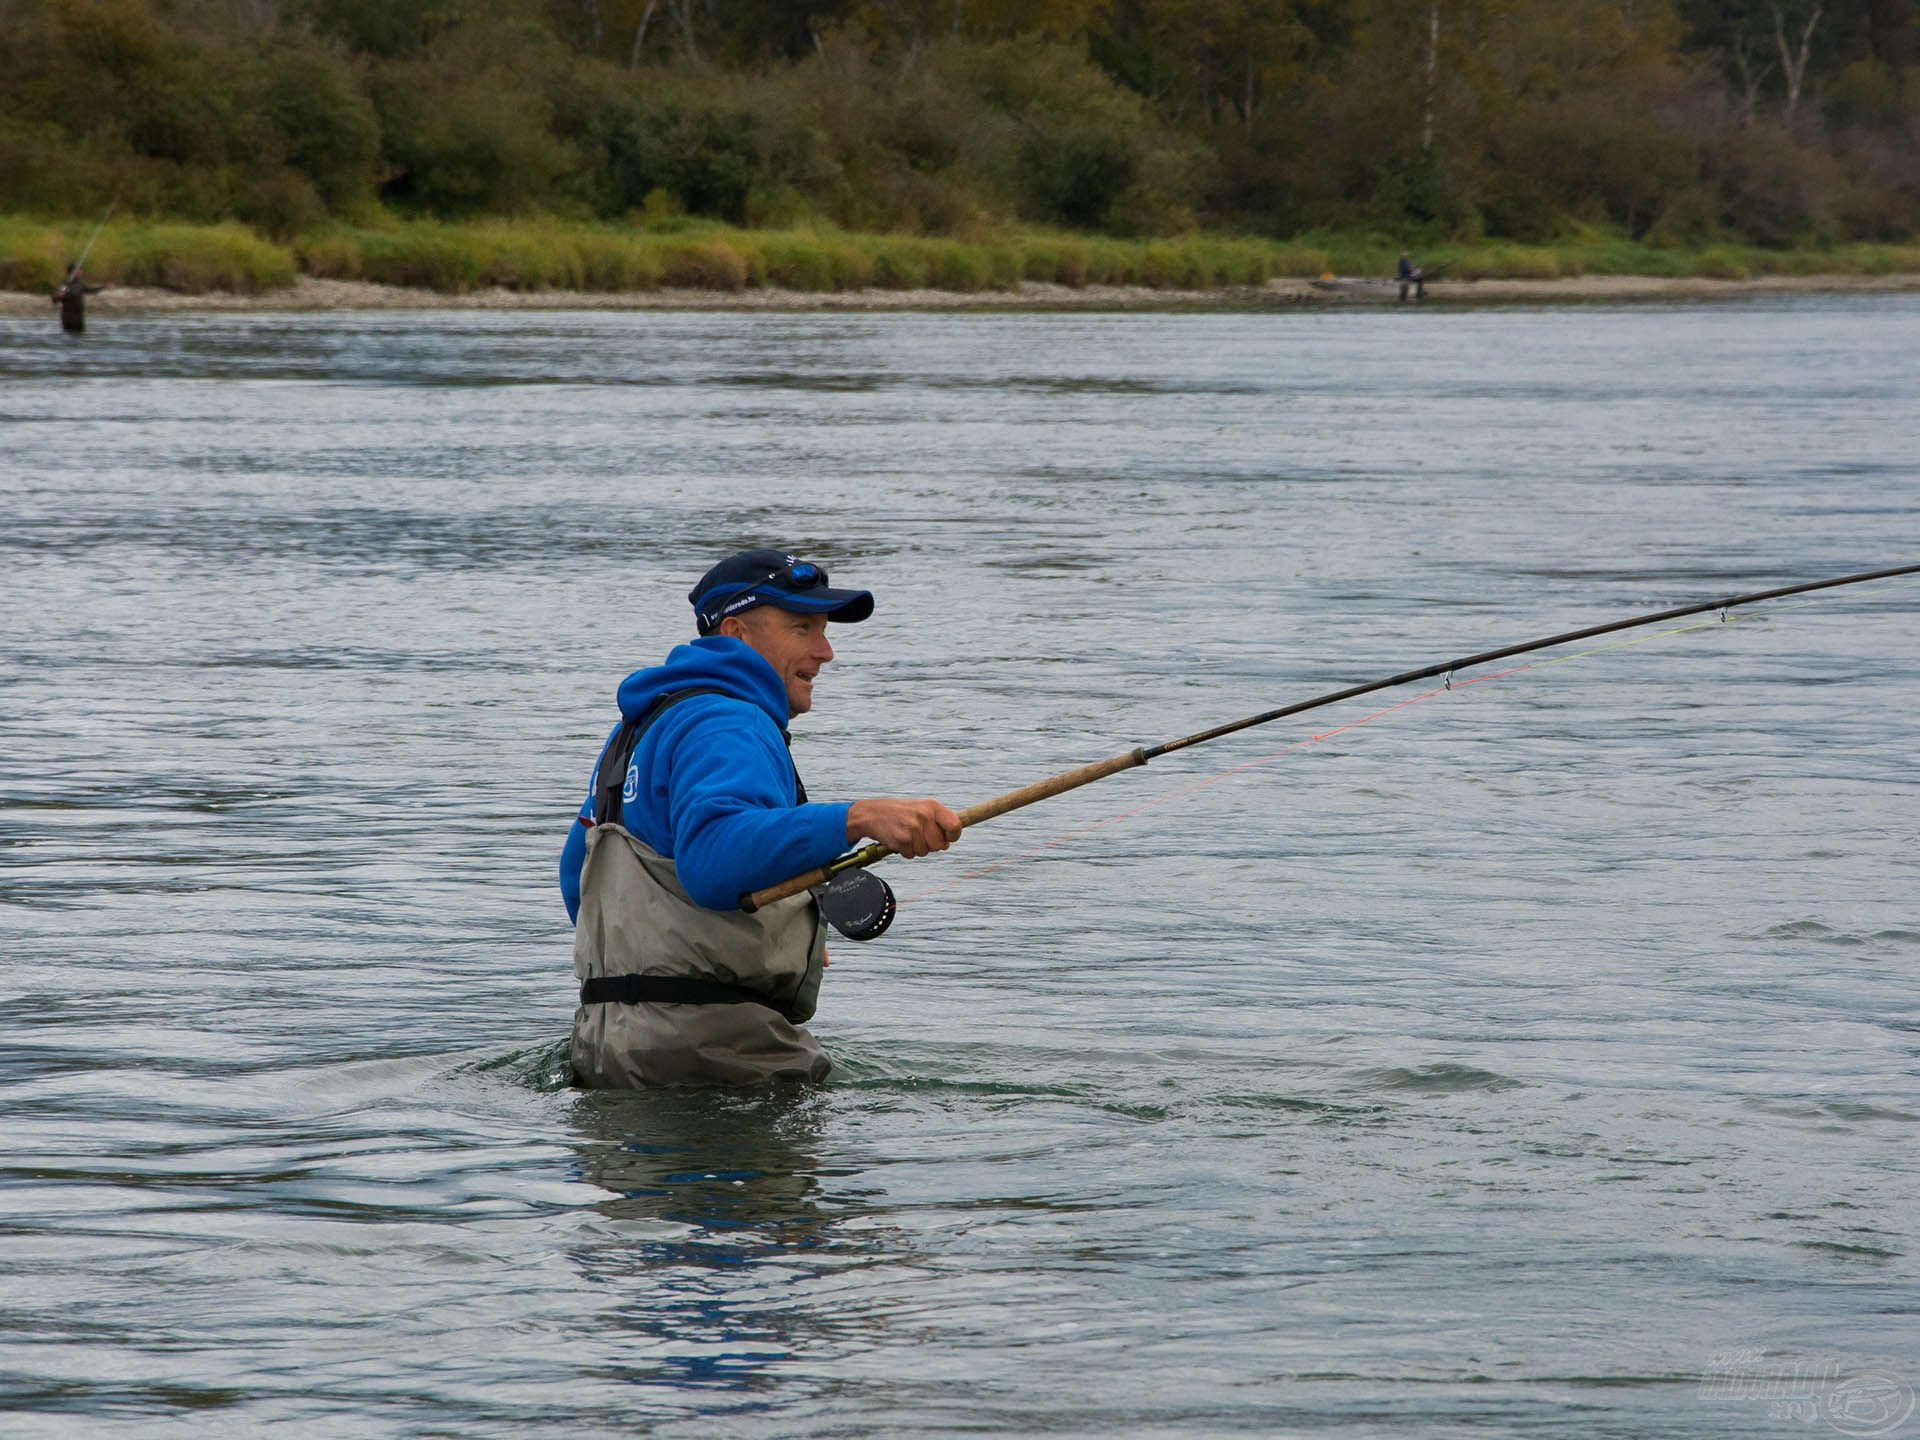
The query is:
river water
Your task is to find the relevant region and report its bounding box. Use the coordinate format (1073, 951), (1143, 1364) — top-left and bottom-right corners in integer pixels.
(2, 296), (1917, 1438)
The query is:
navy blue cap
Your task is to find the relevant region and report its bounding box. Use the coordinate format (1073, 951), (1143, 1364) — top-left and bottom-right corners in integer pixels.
(689, 549), (875, 634)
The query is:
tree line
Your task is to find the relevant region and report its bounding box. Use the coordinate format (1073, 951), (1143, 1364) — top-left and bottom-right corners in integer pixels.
(2, 0), (1915, 246)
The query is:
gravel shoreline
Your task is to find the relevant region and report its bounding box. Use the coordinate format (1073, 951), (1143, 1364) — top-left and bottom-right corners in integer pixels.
(6, 271), (1919, 314)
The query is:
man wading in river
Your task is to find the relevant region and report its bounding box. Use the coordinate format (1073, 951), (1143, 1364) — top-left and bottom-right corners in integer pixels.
(561, 550), (961, 1087)
(52, 263), (103, 334)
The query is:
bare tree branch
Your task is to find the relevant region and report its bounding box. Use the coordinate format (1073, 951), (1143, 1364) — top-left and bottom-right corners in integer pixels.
(1771, 0), (1822, 126)
(1421, 0), (1440, 158)
(630, 0), (660, 65)
(1730, 28), (1775, 128)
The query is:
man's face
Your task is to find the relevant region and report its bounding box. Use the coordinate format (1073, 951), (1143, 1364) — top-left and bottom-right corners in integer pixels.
(724, 607), (834, 716)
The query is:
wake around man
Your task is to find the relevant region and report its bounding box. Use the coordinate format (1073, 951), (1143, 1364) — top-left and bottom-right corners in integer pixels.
(561, 550), (961, 1088)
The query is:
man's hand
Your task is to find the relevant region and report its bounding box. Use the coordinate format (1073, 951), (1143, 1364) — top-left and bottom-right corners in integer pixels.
(847, 798), (962, 858)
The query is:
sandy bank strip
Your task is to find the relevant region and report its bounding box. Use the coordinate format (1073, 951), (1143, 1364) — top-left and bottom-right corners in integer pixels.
(5, 272), (1919, 315)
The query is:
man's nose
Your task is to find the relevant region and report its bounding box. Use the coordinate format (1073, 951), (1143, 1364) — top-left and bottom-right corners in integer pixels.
(816, 634), (834, 664)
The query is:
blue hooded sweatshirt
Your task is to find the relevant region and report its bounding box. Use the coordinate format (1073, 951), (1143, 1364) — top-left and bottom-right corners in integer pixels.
(559, 636), (854, 919)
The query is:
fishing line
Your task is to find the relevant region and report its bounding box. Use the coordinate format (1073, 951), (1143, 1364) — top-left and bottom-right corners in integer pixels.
(901, 576), (1917, 905)
(899, 672), (1506, 904)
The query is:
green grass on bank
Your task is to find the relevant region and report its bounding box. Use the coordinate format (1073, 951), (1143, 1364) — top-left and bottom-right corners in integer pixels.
(293, 220), (1312, 292)
(0, 217), (296, 293)
(4, 214), (1919, 297)
(1414, 235), (1920, 281)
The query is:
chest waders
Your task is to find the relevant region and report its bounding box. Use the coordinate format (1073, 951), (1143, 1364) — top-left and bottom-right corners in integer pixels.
(571, 690), (828, 1088)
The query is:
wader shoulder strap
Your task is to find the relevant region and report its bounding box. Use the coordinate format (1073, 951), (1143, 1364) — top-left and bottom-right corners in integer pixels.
(591, 687), (726, 829)
(787, 732), (808, 804)
(592, 687), (809, 826)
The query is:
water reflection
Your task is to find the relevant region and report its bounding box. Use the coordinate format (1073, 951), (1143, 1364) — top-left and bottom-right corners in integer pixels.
(572, 1085), (832, 1229)
(565, 1084), (858, 1397)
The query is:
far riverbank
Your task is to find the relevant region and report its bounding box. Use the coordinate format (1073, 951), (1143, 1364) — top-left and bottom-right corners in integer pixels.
(7, 215), (1920, 311)
(6, 272), (1920, 316)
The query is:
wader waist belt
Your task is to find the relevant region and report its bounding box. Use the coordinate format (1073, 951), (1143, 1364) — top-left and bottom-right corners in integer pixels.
(580, 974), (778, 1010)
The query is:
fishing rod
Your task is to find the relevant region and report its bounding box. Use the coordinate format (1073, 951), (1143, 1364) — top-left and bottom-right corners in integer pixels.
(744, 563), (1920, 923)
(68, 200), (117, 276)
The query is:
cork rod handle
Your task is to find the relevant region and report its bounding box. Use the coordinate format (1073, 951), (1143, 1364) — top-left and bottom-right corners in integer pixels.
(738, 746), (1149, 912)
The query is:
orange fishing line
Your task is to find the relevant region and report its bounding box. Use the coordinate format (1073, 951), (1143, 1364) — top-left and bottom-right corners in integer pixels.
(899, 575), (1918, 906)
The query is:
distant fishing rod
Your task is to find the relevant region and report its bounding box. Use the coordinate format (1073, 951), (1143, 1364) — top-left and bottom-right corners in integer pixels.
(744, 563), (1920, 921)
(68, 200), (117, 275)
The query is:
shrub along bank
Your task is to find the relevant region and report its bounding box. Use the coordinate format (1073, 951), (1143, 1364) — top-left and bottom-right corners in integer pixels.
(0, 218), (296, 294)
(5, 215), (1918, 298)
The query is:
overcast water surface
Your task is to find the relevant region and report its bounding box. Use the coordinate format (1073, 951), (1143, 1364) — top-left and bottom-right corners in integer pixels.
(2, 297), (1917, 1438)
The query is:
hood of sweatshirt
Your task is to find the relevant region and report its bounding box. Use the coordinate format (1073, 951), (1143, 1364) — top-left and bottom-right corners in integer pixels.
(613, 635), (789, 731)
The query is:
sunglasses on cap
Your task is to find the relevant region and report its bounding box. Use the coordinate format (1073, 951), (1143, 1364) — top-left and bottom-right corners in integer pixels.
(725, 558), (830, 602)
(767, 560), (827, 589)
